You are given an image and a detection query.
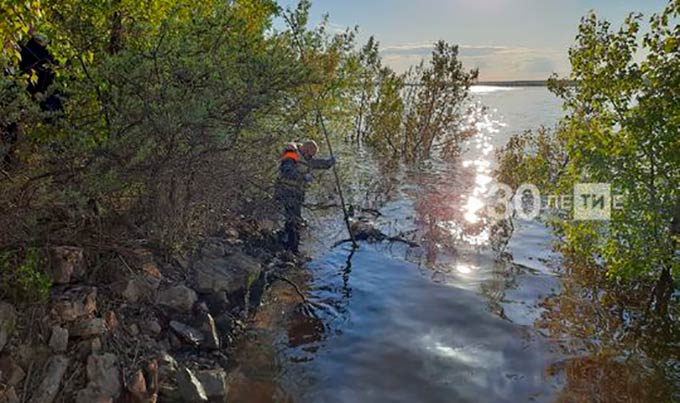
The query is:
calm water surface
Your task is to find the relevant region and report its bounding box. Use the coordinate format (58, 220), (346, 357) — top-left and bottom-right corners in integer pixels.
(226, 87), (669, 402)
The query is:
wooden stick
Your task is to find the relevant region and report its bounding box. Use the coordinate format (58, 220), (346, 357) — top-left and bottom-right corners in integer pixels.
(317, 110), (357, 248)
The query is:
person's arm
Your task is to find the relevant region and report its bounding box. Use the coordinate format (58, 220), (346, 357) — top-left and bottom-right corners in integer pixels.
(309, 156), (336, 170)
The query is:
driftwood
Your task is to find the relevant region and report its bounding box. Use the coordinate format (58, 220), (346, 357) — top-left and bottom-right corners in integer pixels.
(333, 235), (419, 248)
(333, 219), (420, 248)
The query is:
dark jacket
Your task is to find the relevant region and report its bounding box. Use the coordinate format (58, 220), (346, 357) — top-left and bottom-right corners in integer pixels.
(277, 155), (334, 195)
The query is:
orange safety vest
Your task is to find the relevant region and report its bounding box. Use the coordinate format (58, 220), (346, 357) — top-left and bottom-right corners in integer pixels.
(280, 150), (300, 163)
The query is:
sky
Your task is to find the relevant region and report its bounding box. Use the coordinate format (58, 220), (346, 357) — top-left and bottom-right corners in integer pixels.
(276, 0), (670, 81)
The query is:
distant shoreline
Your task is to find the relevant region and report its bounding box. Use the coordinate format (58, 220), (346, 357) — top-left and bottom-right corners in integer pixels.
(474, 80), (576, 87)
(474, 80), (548, 87)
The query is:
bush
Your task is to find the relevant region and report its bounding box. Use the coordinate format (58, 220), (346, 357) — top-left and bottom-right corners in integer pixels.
(0, 247), (51, 303)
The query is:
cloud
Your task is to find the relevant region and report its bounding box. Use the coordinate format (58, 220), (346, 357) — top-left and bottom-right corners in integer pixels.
(379, 42), (569, 80)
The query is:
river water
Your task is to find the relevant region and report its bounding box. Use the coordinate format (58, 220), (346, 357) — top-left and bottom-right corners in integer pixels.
(226, 87), (673, 402)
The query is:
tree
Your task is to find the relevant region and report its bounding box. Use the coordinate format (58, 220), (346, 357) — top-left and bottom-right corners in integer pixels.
(496, 0), (680, 318)
(363, 40), (478, 162)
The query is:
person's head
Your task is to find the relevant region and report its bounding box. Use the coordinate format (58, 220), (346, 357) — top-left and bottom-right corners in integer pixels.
(299, 140), (318, 159)
(282, 142), (298, 154)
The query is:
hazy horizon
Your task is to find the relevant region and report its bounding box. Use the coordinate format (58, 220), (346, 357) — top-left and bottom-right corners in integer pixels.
(277, 0), (668, 81)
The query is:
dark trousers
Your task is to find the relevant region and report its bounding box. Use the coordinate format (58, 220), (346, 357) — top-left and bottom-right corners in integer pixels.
(278, 189), (303, 252)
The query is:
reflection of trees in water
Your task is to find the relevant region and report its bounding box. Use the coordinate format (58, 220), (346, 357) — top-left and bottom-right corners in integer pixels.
(537, 253), (680, 402)
(550, 354), (674, 403)
(407, 161), (488, 267)
(478, 261), (526, 321)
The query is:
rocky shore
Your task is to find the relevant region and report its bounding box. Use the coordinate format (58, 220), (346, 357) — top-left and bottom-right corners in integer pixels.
(0, 228), (297, 402)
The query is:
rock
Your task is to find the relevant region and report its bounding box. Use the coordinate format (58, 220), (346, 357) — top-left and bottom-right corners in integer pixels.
(196, 301), (209, 313)
(156, 285), (198, 313)
(142, 262), (161, 278)
(70, 318), (106, 338)
(204, 291), (230, 314)
(104, 311), (118, 332)
(173, 252), (191, 271)
(157, 352), (178, 380)
(198, 313), (219, 350)
(48, 326), (69, 352)
(213, 313), (234, 335)
(146, 320), (162, 336)
(0, 386), (19, 403)
(0, 387), (20, 403)
(0, 303), (16, 352)
(74, 388), (112, 403)
(169, 334), (183, 350)
(91, 338), (102, 352)
(128, 323), (140, 336)
(201, 238), (226, 258)
(193, 251), (262, 295)
(176, 367), (208, 402)
(30, 355), (69, 403)
(50, 287), (97, 323)
(169, 321), (204, 346)
(14, 344), (50, 371)
(0, 356), (25, 386)
(75, 353), (121, 403)
(87, 354), (120, 394)
(122, 270), (161, 304)
(158, 382), (181, 402)
(195, 369), (228, 399)
(126, 369), (147, 402)
(50, 246), (85, 284)
(76, 337), (102, 361)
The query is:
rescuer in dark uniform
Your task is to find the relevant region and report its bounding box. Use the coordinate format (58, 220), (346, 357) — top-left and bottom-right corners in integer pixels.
(276, 141), (335, 253)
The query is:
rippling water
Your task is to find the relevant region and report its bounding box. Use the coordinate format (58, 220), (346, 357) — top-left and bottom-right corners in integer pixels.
(227, 86), (625, 402)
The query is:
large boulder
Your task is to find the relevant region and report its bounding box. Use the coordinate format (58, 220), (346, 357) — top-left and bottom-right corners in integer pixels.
(156, 285), (198, 313)
(75, 353), (121, 403)
(201, 238), (227, 259)
(50, 246), (85, 284)
(0, 303), (16, 352)
(30, 355), (69, 403)
(193, 251), (261, 295)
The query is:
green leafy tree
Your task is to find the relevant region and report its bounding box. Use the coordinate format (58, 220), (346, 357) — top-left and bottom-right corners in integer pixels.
(361, 41), (478, 162)
(496, 0), (680, 317)
(400, 41), (478, 161)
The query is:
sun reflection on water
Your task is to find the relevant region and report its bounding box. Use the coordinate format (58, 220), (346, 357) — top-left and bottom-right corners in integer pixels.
(457, 104), (506, 243)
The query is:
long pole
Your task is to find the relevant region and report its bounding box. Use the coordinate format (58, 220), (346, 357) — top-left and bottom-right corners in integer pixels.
(317, 109), (357, 248)
(282, 13), (356, 249)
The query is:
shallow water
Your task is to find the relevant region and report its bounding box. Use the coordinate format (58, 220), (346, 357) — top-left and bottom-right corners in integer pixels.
(226, 87), (673, 402)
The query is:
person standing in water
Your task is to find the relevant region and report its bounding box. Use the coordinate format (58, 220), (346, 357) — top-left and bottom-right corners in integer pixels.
(276, 141), (336, 253)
